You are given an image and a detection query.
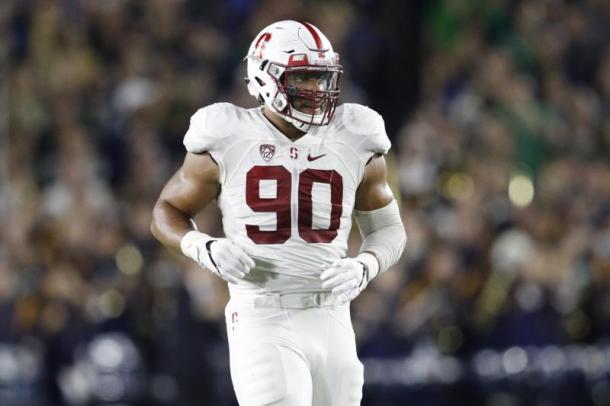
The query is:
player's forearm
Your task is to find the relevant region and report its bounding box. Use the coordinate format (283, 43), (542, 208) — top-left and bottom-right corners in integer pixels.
(320, 201), (405, 303)
(355, 199), (407, 275)
(359, 224), (406, 272)
(150, 200), (195, 252)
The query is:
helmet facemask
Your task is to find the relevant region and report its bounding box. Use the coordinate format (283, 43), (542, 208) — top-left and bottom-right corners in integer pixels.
(274, 66), (342, 131)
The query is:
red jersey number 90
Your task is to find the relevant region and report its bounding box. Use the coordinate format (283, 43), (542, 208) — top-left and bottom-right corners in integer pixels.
(245, 166), (343, 244)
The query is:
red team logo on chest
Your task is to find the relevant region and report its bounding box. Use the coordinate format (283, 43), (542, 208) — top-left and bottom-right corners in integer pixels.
(259, 144), (275, 162)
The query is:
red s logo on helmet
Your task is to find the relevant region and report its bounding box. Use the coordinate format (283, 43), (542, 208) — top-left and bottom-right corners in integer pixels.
(254, 32), (272, 59)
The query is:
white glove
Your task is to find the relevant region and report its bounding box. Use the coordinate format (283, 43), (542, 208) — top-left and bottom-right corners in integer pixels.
(180, 231), (255, 284)
(320, 253), (380, 304)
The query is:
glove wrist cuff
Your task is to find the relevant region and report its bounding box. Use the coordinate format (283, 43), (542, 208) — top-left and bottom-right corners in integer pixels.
(204, 239), (219, 270)
(356, 252), (380, 284)
(180, 230), (212, 259)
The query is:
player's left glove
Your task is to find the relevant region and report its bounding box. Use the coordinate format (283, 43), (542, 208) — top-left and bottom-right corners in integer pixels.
(320, 253), (379, 304)
(180, 230), (255, 284)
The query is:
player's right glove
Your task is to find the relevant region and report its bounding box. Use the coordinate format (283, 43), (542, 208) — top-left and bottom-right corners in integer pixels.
(180, 231), (255, 284)
(320, 253), (380, 304)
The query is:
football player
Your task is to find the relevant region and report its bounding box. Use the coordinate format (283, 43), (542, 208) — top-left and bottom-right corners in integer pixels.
(151, 20), (407, 406)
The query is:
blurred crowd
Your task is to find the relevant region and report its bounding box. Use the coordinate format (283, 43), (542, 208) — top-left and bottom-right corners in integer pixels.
(3, 0), (610, 405)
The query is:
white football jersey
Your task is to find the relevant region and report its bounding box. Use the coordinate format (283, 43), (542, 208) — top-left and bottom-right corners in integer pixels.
(184, 103), (391, 295)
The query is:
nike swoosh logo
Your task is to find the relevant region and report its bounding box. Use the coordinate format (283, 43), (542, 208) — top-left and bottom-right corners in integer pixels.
(307, 153), (326, 162)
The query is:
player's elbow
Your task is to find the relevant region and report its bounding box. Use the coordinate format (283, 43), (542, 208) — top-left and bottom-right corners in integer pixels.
(150, 219), (159, 242)
(150, 200), (165, 242)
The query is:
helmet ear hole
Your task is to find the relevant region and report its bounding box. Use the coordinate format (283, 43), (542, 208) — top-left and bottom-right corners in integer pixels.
(255, 77), (266, 87)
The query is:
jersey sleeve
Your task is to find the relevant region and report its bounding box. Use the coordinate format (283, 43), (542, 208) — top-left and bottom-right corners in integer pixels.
(340, 103), (391, 159)
(183, 103), (238, 164)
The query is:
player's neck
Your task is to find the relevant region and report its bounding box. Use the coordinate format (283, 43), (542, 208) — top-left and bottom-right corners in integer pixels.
(262, 108), (307, 142)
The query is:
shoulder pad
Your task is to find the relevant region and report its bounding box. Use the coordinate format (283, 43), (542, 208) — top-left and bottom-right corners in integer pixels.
(183, 103), (238, 154)
(340, 103), (391, 155)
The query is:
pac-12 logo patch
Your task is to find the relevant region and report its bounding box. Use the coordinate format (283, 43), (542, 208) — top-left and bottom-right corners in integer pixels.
(259, 144), (275, 162)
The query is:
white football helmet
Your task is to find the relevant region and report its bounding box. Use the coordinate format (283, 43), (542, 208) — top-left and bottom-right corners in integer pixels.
(245, 20), (343, 132)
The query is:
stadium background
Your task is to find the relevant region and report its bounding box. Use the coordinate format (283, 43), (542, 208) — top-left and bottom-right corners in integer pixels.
(3, 0), (610, 404)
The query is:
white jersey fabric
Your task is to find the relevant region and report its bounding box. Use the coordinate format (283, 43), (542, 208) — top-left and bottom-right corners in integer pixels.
(184, 102), (390, 296)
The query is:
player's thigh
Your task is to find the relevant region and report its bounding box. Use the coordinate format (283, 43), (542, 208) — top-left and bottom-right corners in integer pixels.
(312, 355), (364, 406)
(230, 342), (312, 406)
(312, 307), (364, 406)
(225, 300), (312, 406)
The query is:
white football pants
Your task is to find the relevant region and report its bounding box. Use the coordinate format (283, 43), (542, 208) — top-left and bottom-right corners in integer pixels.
(224, 292), (364, 406)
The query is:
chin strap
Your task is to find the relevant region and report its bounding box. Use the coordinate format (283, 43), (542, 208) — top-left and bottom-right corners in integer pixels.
(268, 95), (322, 132)
(287, 117), (311, 132)
(288, 105), (323, 130)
